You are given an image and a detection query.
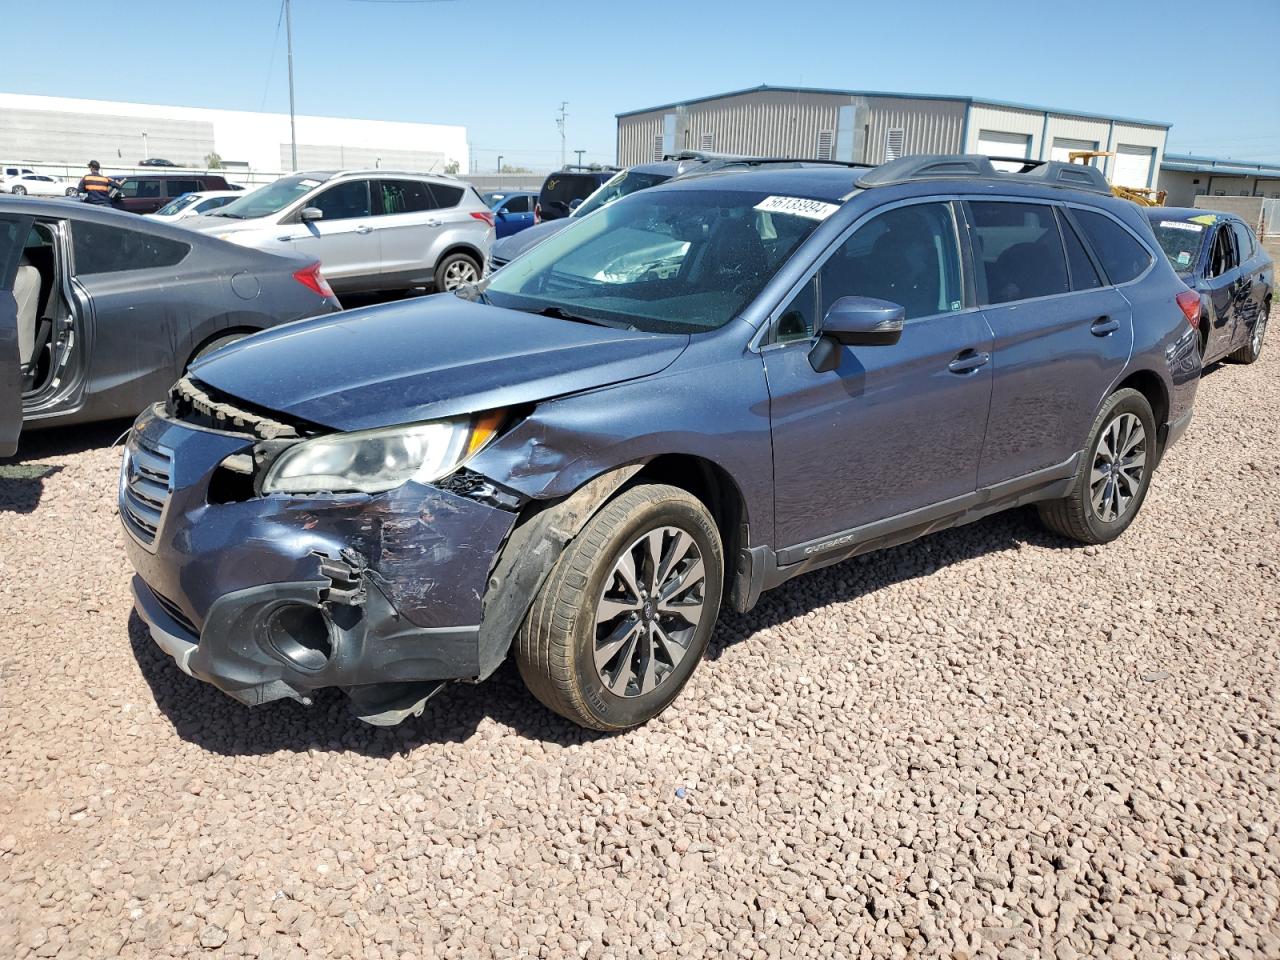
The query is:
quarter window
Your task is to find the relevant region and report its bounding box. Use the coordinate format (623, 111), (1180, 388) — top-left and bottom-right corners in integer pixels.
(1056, 209), (1102, 290)
(1072, 209), (1153, 285)
(818, 201), (964, 323)
(378, 179), (435, 215)
(72, 220), (190, 275)
(310, 180), (372, 221)
(969, 202), (1069, 304)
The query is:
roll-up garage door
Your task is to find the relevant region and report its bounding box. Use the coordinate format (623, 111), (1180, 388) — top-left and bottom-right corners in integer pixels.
(1113, 145), (1155, 188)
(1051, 137), (1099, 164)
(977, 130), (1032, 171)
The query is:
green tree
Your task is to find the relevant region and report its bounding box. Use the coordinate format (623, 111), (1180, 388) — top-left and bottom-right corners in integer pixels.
(204, 152), (224, 170)
(443, 159), (460, 174)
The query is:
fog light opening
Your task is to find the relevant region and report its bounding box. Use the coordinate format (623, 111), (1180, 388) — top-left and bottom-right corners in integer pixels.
(264, 604), (333, 672)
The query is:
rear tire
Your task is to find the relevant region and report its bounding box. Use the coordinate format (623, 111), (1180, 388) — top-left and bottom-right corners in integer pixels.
(1227, 302), (1268, 364)
(516, 483), (724, 731)
(65, 187), (77, 197)
(433, 252), (481, 292)
(1037, 388), (1156, 545)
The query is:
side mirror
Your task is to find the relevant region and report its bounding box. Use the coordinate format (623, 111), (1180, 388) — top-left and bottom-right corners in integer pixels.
(495, 210), (508, 220)
(300, 206), (324, 223)
(809, 296), (904, 373)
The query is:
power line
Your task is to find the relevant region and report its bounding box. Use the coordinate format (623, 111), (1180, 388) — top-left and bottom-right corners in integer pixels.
(259, 0), (286, 112)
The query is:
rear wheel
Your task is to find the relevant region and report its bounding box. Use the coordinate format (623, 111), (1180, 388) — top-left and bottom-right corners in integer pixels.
(1228, 301), (1269, 364)
(516, 484), (724, 731)
(1038, 388), (1156, 545)
(433, 252), (481, 292)
(64, 187), (77, 197)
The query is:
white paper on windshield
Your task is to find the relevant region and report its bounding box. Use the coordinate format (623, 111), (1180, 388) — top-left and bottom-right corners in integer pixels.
(1177, 251), (1192, 266)
(755, 196), (840, 221)
(1160, 220), (1204, 232)
(299, 178), (321, 188)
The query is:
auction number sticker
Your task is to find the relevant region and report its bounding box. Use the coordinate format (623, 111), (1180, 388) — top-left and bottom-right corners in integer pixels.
(1159, 220), (1204, 232)
(1176, 251), (1192, 266)
(755, 195), (840, 220)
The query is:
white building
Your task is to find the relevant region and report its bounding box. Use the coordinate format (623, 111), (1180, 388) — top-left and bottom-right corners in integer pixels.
(1158, 154), (1280, 206)
(617, 85), (1169, 190)
(0, 92), (469, 182)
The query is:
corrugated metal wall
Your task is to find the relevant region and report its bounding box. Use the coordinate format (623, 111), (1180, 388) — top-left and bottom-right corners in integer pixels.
(965, 104), (1042, 156)
(618, 92), (964, 166)
(0, 107), (215, 167)
(863, 97), (966, 163)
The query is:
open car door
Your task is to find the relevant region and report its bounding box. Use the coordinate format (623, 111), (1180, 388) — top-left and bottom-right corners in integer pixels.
(0, 215), (30, 457)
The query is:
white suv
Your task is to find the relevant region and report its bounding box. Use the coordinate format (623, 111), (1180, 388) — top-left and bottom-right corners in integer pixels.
(188, 170), (495, 294)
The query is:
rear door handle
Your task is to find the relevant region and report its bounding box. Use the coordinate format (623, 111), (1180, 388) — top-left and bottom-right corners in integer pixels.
(948, 350), (990, 374)
(1091, 316), (1120, 336)
(355, 225), (373, 235)
(426, 219), (444, 227)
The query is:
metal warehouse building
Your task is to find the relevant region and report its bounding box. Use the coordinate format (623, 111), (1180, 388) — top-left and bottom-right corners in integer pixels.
(1158, 153), (1280, 205)
(617, 84), (1169, 190)
(0, 92), (470, 180)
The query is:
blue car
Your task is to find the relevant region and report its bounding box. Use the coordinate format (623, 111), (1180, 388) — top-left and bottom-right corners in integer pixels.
(1146, 208), (1271, 365)
(483, 191), (537, 239)
(120, 155), (1200, 731)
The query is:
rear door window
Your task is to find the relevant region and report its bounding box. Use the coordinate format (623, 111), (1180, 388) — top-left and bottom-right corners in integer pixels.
(1056, 209), (1102, 290)
(968, 201), (1069, 304)
(1072, 209), (1153, 285)
(72, 220), (190, 275)
(378, 179), (436, 215)
(309, 179), (372, 221)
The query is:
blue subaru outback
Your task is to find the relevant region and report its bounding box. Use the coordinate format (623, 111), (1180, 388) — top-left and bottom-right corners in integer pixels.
(120, 155), (1202, 731)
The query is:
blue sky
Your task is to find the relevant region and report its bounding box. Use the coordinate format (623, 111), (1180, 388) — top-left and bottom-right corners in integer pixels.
(4, 0), (1278, 171)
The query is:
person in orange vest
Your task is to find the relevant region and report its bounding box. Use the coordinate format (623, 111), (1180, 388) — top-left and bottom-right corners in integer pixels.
(78, 161), (121, 206)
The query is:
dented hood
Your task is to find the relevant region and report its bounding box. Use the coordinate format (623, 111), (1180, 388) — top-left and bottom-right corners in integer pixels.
(189, 295), (689, 432)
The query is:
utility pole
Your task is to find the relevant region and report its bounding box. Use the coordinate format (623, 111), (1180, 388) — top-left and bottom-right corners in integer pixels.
(496, 154), (503, 173)
(574, 149), (585, 167)
(285, 0), (298, 171)
(556, 101), (568, 169)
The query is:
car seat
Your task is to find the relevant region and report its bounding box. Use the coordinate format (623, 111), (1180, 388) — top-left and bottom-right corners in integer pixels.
(14, 255), (40, 369)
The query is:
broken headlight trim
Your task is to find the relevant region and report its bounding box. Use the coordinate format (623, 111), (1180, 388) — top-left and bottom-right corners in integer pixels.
(260, 411), (505, 495)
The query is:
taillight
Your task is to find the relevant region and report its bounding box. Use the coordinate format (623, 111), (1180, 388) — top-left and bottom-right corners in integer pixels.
(1175, 288), (1201, 329)
(470, 211), (495, 228)
(293, 261), (334, 298)
(533, 202), (541, 224)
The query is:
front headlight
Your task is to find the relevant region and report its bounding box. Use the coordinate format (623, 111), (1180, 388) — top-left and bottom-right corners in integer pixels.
(261, 411), (505, 495)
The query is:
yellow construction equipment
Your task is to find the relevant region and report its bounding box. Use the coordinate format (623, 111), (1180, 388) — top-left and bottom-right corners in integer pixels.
(1068, 151), (1166, 206)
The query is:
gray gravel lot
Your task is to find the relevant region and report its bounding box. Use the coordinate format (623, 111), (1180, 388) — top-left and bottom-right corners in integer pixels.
(1, 349), (1278, 960)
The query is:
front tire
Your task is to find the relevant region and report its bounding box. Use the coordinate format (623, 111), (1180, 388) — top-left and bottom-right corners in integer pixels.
(516, 483), (724, 731)
(433, 252), (481, 292)
(1038, 388), (1156, 545)
(11, 185), (25, 196)
(1228, 301), (1268, 364)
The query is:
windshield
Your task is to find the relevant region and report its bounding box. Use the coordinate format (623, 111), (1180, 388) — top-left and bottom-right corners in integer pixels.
(210, 175), (322, 219)
(155, 194), (201, 216)
(484, 187), (828, 333)
(1149, 218), (1208, 273)
(573, 170), (670, 218)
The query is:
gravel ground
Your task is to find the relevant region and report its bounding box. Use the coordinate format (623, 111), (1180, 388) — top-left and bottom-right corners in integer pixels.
(1, 348), (1278, 960)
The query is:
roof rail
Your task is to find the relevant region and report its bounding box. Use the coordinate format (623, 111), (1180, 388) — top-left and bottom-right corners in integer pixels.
(664, 150), (874, 171)
(855, 154), (1112, 195)
(559, 163), (620, 173)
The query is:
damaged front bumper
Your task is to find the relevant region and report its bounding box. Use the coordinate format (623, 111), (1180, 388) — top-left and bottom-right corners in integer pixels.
(121, 404), (521, 723)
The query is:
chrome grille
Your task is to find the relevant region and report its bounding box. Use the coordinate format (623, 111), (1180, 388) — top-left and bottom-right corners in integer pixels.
(121, 436), (172, 548)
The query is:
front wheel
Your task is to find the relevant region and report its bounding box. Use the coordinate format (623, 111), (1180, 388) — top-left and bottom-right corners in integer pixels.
(433, 252), (481, 292)
(10, 185), (25, 196)
(1228, 302), (1269, 364)
(65, 187), (77, 197)
(1038, 388), (1156, 545)
(516, 484), (724, 731)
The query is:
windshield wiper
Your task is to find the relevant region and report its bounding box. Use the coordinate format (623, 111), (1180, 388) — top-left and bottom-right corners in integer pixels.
(209, 211), (245, 219)
(533, 306), (626, 329)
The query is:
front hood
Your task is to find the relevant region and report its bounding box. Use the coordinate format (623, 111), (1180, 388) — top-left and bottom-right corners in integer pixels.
(186, 215), (268, 235)
(492, 218), (572, 261)
(190, 295), (689, 432)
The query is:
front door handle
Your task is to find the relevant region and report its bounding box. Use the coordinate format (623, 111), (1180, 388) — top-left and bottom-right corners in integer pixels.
(1091, 316), (1120, 336)
(426, 219), (444, 227)
(948, 350), (990, 374)
(355, 225), (373, 235)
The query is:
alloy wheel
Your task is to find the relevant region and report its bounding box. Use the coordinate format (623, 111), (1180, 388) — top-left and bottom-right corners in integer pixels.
(593, 526), (707, 698)
(442, 259), (478, 290)
(11, 186), (24, 196)
(1253, 306), (1269, 356)
(1090, 412), (1147, 523)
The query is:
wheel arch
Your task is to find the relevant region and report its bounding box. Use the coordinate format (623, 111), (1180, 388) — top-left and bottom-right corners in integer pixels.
(185, 323), (263, 370)
(1113, 368), (1169, 458)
